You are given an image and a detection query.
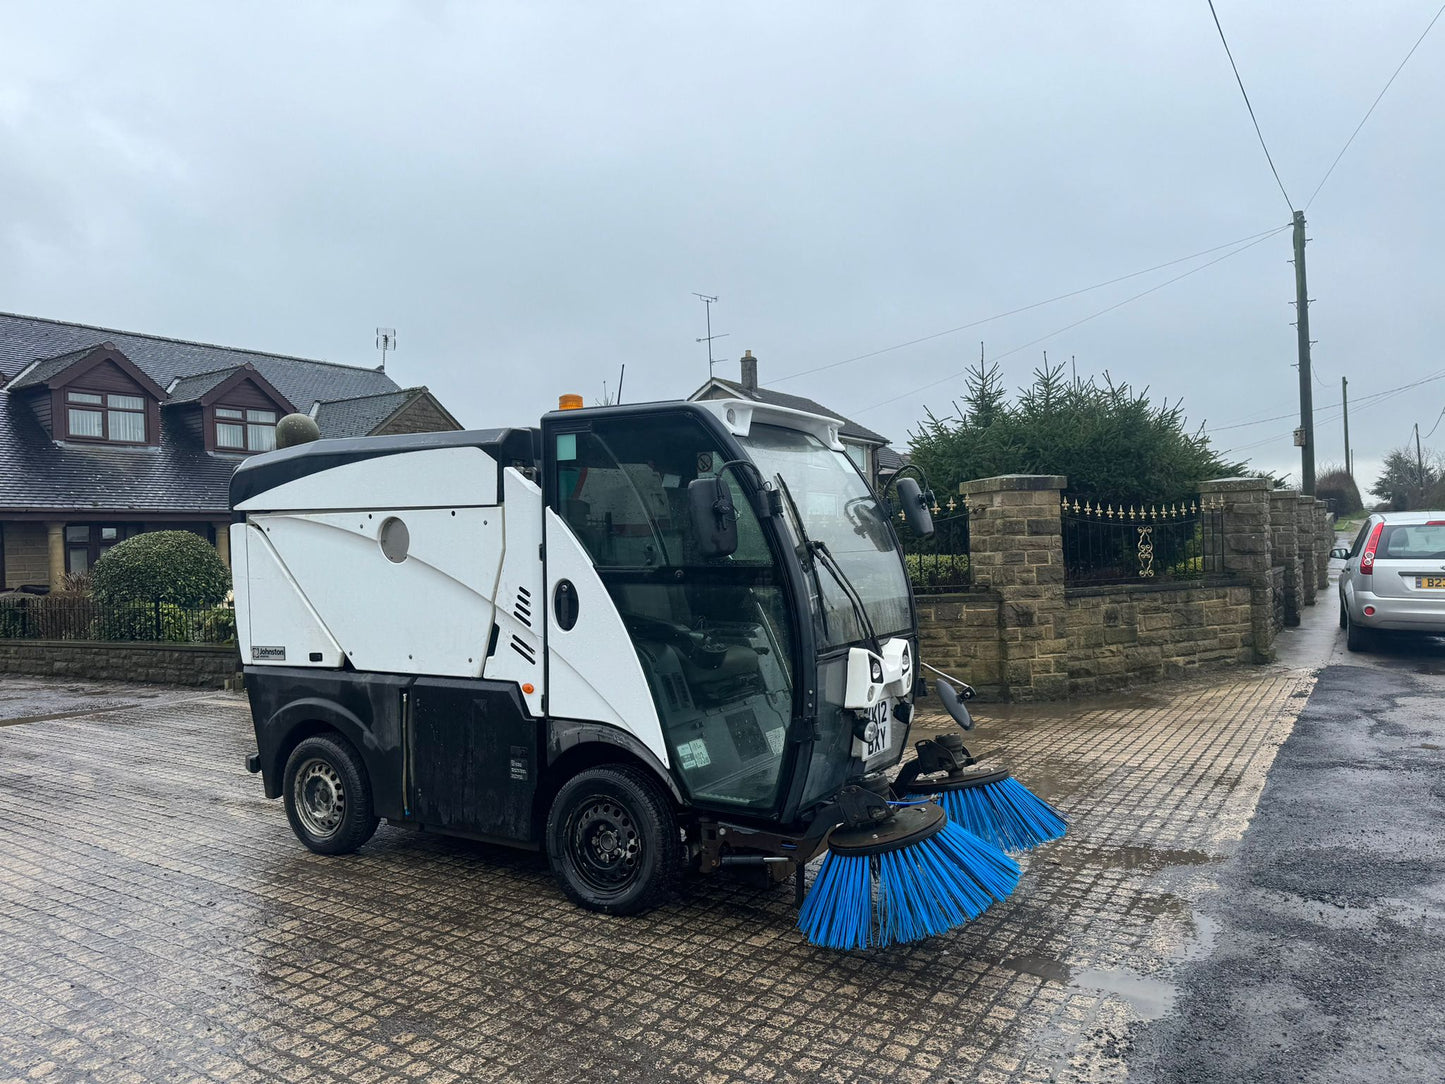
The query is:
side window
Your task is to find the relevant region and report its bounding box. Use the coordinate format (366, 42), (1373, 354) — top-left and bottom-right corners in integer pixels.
(552, 416), (771, 568)
(1348, 520), (1371, 558)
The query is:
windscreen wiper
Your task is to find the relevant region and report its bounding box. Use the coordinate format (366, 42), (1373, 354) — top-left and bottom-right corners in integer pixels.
(811, 540), (883, 657)
(772, 476), (882, 656)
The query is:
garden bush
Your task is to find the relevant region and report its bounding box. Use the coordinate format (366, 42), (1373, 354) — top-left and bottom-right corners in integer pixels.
(91, 531), (231, 607)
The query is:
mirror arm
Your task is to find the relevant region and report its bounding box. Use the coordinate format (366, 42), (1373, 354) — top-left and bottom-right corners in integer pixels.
(879, 463), (935, 512)
(714, 459), (783, 518)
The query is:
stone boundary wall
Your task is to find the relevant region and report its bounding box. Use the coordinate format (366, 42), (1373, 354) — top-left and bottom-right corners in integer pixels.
(1064, 579), (1253, 696)
(915, 590), (1005, 700)
(0, 640), (240, 688)
(916, 474), (1336, 701)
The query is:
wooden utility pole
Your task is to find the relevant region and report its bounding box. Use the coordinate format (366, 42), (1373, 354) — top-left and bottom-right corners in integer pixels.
(1293, 211), (1315, 494)
(1341, 376), (1351, 477)
(1416, 422), (1426, 506)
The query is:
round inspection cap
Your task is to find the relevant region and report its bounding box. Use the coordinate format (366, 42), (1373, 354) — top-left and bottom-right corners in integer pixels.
(899, 766), (1012, 795)
(828, 802), (946, 857)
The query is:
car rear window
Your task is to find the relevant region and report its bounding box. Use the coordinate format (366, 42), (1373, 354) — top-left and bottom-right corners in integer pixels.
(1378, 524), (1445, 560)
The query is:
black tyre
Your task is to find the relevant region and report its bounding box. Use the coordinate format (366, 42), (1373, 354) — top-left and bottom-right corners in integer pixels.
(1345, 609), (1371, 653)
(282, 734), (379, 855)
(546, 765), (682, 915)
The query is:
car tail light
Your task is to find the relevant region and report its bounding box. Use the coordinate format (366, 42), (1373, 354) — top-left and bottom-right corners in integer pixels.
(1359, 522), (1385, 575)
(1364, 605), (1376, 616)
(1428, 520), (1445, 526)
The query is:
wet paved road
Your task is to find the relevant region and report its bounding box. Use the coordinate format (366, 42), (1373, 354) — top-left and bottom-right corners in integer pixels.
(0, 666), (1315, 1084)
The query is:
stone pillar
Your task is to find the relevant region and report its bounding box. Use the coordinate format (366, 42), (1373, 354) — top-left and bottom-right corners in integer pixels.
(1295, 495), (1317, 606)
(45, 523), (65, 589)
(1316, 501), (1331, 589)
(214, 523), (231, 569)
(1269, 489), (1302, 626)
(958, 474), (1069, 701)
(1200, 478), (1275, 662)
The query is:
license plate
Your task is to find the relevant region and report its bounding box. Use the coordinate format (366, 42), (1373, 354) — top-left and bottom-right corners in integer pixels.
(864, 700), (891, 759)
(1416, 576), (1445, 589)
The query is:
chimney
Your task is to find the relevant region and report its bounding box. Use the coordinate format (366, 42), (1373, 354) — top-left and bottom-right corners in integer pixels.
(740, 349), (758, 394)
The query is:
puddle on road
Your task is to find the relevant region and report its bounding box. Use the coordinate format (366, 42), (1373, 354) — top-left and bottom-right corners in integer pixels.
(1046, 845), (1216, 875)
(1064, 909), (1219, 1022)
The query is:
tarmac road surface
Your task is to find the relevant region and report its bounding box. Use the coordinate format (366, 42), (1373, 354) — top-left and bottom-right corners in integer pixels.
(1127, 556), (1445, 1083)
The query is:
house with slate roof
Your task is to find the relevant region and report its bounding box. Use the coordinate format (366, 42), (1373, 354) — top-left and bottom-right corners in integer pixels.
(688, 350), (895, 483)
(0, 311), (460, 592)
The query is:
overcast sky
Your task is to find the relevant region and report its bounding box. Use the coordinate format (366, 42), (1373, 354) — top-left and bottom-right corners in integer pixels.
(3, 2), (1441, 491)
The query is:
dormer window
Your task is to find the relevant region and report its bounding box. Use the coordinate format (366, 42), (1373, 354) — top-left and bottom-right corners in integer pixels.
(66, 390), (148, 444)
(215, 407), (277, 452)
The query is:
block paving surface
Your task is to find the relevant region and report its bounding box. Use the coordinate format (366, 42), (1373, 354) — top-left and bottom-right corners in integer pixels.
(0, 668), (1315, 1083)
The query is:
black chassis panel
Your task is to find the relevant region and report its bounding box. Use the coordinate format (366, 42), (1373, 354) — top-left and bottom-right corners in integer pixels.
(244, 666), (545, 846)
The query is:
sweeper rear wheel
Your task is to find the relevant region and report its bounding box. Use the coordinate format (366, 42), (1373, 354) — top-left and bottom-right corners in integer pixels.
(546, 764), (683, 916)
(282, 733), (379, 855)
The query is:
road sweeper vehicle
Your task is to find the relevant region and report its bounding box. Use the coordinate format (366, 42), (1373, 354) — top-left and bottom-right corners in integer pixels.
(232, 396), (1063, 948)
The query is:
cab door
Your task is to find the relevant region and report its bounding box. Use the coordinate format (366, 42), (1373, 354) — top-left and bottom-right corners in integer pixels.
(541, 408), (802, 817)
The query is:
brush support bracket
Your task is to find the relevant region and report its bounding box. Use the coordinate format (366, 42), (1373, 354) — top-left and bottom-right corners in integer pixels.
(834, 785), (895, 830)
(899, 765), (1013, 796)
(828, 802), (946, 857)
(891, 735), (979, 792)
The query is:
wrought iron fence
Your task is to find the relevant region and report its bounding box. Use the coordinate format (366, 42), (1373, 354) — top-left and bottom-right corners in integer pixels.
(898, 499), (972, 593)
(0, 595), (237, 644)
(1062, 496), (1225, 586)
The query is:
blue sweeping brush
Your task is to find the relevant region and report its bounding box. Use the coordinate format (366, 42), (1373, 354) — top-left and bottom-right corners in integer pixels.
(797, 802), (1021, 950)
(901, 765), (1066, 853)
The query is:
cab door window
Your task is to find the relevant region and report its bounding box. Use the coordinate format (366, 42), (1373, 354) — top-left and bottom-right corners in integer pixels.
(550, 414), (795, 813)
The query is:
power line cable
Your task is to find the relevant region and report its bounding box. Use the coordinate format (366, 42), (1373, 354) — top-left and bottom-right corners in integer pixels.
(769, 224), (1289, 385)
(1305, 2), (1445, 209)
(1219, 371), (1445, 453)
(1207, 0), (1295, 213)
(1208, 365), (1445, 433)
(850, 225), (1292, 418)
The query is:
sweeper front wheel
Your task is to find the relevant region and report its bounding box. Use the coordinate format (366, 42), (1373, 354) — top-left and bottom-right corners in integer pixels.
(546, 765), (683, 916)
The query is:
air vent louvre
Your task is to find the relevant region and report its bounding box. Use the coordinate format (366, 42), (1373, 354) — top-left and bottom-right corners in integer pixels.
(509, 635), (536, 665)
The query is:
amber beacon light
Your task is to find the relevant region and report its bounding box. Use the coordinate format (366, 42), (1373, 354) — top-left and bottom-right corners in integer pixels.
(558, 393), (584, 410)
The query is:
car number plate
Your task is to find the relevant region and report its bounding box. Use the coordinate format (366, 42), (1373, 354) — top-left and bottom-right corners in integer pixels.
(1416, 576), (1445, 589)
(864, 700), (891, 759)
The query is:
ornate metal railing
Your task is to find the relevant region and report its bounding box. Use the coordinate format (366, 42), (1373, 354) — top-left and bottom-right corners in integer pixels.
(899, 498), (971, 593)
(0, 595), (237, 643)
(1062, 496), (1225, 586)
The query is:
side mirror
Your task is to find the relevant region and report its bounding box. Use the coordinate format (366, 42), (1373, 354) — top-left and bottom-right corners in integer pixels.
(935, 680), (975, 731)
(688, 477), (738, 559)
(896, 477), (934, 538)
(1330, 547), (1349, 559)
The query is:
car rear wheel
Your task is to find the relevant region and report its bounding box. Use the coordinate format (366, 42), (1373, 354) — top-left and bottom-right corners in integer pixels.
(1345, 608), (1371, 653)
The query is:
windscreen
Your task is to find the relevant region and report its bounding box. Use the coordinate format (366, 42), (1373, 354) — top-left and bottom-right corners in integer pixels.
(739, 424), (912, 650)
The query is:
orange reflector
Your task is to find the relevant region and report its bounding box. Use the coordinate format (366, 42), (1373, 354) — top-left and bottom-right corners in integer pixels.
(558, 394), (584, 410)
(522, 683), (535, 694)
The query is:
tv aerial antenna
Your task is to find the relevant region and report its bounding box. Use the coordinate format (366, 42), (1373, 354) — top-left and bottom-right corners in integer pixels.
(692, 293), (728, 378)
(376, 328), (397, 370)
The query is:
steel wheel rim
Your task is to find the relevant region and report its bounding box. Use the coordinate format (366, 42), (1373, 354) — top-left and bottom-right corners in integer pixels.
(568, 796), (642, 895)
(294, 757), (346, 839)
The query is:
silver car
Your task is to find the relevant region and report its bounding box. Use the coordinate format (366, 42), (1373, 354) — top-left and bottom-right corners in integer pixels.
(1335, 511), (1445, 651)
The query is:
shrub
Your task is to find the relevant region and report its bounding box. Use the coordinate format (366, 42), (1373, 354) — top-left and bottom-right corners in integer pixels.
(91, 531), (231, 607)
(1315, 464), (1362, 516)
(91, 599), (197, 643)
(909, 356), (1251, 504)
